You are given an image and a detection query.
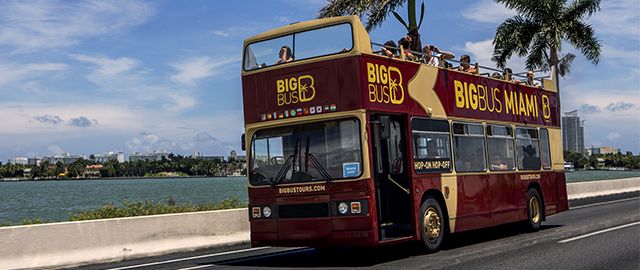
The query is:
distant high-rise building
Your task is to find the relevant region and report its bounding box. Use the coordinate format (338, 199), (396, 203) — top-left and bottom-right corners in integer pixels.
(129, 151), (171, 162)
(562, 110), (585, 154)
(93, 152), (125, 163)
(8, 157), (28, 165)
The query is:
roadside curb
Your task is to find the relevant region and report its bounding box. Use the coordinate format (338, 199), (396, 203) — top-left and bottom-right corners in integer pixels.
(566, 177), (640, 200)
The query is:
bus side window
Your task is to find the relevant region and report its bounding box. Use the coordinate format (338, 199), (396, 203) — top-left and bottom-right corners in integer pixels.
(516, 127), (541, 170)
(411, 118), (452, 173)
(453, 122), (486, 172)
(539, 128), (552, 170)
(486, 125), (516, 171)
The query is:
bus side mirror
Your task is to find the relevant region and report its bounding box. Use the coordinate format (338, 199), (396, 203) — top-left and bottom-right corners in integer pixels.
(379, 116), (391, 140)
(241, 134), (246, 151)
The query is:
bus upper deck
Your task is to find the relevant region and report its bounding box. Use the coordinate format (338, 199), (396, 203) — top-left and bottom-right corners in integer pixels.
(242, 15), (560, 128)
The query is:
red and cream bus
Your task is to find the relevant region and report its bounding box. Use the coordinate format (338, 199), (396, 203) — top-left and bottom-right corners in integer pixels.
(241, 16), (568, 251)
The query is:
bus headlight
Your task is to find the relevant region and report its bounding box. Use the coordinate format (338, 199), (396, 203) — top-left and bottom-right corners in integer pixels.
(338, 202), (348, 214)
(262, 206), (272, 218)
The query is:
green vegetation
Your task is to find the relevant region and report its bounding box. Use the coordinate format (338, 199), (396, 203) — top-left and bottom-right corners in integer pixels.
(69, 197), (245, 221)
(492, 0), (602, 76)
(564, 151), (640, 170)
(0, 154), (245, 180)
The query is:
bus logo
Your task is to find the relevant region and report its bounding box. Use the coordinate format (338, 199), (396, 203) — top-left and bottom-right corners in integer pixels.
(366, 62), (404, 105)
(276, 74), (316, 106)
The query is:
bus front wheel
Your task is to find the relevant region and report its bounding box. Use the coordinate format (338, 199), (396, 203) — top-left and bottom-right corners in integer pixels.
(525, 188), (543, 231)
(419, 197), (446, 252)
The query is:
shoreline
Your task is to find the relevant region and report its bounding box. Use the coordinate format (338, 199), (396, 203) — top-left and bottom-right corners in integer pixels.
(0, 175), (247, 182)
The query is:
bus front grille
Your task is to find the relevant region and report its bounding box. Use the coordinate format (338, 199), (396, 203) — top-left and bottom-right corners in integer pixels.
(278, 203), (330, 218)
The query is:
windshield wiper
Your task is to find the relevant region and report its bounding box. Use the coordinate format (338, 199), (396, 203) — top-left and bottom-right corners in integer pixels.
(270, 139), (299, 187)
(304, 136), (332, 183)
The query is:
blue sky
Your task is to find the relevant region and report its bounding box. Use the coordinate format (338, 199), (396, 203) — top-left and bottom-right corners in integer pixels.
(0, 0), (638, 161)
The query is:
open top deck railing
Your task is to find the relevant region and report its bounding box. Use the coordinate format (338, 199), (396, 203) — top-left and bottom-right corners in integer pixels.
(371, 42), (548, 87)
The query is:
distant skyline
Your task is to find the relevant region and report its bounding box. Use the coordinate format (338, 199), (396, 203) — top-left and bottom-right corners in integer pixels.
(0, 0), (638, 161)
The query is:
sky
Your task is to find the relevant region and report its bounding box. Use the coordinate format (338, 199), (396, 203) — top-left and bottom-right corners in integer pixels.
(0, 0), (638, 162)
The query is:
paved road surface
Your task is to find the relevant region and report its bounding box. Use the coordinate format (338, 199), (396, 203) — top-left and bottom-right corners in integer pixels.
(80, 192), (639, 270)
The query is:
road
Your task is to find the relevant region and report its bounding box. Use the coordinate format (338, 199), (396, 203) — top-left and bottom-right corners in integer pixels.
(81, 192), (639, 270)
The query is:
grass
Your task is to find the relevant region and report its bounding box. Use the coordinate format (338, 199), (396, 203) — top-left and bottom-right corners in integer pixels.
(1, 197), (245, 226)
(69, 197), (245, 221)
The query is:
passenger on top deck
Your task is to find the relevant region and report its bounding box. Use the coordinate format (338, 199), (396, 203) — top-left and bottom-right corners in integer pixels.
(503, 68), (514, 82)
(398, 34), (417, 61)
(380, 40), (399, 58)
(457, 55), (477, 74)
(407, 29), (422, 52)
(526, 71), (542, 87)
(276, 46), (294, 64)
(491, 72), (503, 79)
(422, 44), (455, 67)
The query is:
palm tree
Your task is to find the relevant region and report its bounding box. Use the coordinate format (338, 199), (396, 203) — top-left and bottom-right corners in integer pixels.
(492, 0), (602, 77)
(318, 0), (425, 50)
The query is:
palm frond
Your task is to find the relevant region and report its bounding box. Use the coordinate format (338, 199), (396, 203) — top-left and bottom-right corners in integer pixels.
(392, 11), (409, 29)
(564, 0), (601, 20)
(525, 34), (549, 70)
(558, 53), (576, 76)
(565, 21), (601, 64)
(494, 0), (547, 19)
(492, 15), (539, 68)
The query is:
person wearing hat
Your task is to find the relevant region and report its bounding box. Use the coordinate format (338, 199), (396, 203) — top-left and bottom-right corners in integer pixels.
(422, 44), (455, 67)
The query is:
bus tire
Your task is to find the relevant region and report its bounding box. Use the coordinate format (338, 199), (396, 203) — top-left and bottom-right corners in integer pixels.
(525, 188), (543, 231)
(419, 197), (446, 252)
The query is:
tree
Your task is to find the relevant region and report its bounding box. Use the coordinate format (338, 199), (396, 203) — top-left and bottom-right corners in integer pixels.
(318, 0), (426, 50)
(492, 0), (602, 77)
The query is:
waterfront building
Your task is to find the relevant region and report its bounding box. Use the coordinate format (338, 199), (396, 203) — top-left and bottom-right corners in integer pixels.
(93, 152), (125, 163)
(47, 153), (83, 165)
(28, 157), (45, 166)
(129, 151), (171, 162)
(191, 152), (226, 162)
(586, 146), (620, 155)
(8, 157), (28, 165)
(562, 110), (585, 154)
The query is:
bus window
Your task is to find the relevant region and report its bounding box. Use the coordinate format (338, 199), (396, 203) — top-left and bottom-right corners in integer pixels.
(244, 35), (293, 70)
(516, 127), (541, 170)
(411, 118), (451, 173)
(243, 23), (353, 71)
(539, 128), (552, 170)
(295, 23), (353, 60)
(486, 125), (515, 171)
(453, 122), (486, 172)
(249, 119), (362, 186)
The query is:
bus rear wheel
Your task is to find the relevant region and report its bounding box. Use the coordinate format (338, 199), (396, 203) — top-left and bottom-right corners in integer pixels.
(419, 197), (446, 252)
(525, 188), (543, 231)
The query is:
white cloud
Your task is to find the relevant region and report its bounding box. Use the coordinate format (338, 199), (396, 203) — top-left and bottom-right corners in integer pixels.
(0, 0), (155, 52)
(170, 56), (238, 86)
(592, 0), (640, 41)
(0, 62), (68, 86)
(70, 53), (140, 80)
(275, 16), (292, 23)
(462, 1), (517, 24)
(607, 132), (621, 141)
(211, 30), (230, 37)
(165, 94), (197, 112)
(460, 39), (529, 72)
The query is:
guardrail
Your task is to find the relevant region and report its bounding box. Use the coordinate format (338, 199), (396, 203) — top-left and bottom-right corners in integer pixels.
(1, 177), (638, 269)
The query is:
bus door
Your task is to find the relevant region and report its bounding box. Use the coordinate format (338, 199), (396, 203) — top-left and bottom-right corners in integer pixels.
(371, 114), (412, 240)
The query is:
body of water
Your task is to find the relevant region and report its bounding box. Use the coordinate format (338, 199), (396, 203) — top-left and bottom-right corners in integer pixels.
(0, 177), (247, 225)
(1, 171), (638, 225)
(564, 170), (640, 182)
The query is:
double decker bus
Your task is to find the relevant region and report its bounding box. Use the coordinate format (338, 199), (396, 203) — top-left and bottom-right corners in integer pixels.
(241, 16), (568, 251)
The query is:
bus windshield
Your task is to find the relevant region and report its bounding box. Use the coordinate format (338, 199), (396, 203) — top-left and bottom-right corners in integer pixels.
(249, 119), (362, 186)
(243, 23), (353, 70)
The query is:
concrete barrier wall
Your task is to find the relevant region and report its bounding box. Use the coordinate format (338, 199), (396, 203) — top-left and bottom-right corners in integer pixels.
(0, 208), (249, 270)
(567, 177), (640, 199)
(1, 177), (639, 269)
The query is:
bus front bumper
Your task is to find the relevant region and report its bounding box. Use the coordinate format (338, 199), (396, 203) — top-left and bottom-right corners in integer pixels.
(250, 216), (377, 247)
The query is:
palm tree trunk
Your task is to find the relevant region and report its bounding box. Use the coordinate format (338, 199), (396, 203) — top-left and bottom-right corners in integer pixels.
(408, 0), (417, 30)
